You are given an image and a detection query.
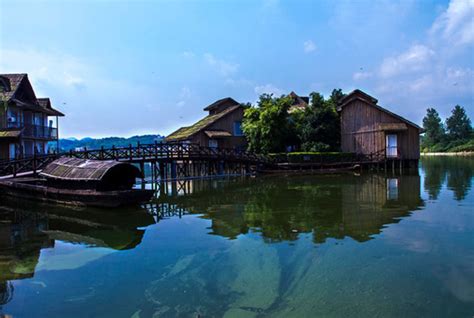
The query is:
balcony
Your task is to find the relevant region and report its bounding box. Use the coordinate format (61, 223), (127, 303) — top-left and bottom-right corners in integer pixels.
(3, 122), (58, 139)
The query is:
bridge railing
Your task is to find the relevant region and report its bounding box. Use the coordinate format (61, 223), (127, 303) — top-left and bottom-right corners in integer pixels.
(0, 142), (270, 177)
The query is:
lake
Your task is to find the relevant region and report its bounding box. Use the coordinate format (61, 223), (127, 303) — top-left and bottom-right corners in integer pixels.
(0, 157), (473, 317)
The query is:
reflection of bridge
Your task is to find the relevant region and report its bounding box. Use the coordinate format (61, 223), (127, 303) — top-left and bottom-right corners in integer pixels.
(0, 142), (270, 179)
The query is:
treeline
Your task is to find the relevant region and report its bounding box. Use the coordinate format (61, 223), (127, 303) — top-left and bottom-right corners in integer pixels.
(53, 134), (163, 152)
(422, 105), (473, 152)
(242, 89), (344, 154)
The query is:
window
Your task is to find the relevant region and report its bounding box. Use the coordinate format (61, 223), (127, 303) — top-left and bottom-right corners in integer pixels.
(386, 134), (398, 158)
(233, 121), (243, 136)
(208, 139), (218, 148)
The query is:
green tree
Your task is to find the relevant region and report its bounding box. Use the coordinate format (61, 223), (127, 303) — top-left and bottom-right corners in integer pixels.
(422, 108), (445, 149)
(242, 94), (296, 153)
(299, 91), (341, 151)
(446, 105), (472, 141)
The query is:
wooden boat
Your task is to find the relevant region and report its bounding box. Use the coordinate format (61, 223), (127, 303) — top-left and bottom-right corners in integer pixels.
(0, 157), (154, 208)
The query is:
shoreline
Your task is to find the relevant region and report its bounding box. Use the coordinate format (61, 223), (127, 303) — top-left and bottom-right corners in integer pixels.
(421, 152), (474, 156)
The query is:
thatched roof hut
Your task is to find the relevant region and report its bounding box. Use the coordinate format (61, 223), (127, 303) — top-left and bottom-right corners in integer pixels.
(40, 157), (142, 191)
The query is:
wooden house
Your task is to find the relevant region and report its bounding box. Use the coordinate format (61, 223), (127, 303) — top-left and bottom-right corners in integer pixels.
(0, 74), (64, 160)
(288, 91), (309, 113)
(165, 97), (246, 150)
(338, 90), (423, 166)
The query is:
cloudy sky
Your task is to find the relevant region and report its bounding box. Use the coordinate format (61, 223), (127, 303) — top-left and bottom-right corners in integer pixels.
(1, 0), (473, 138)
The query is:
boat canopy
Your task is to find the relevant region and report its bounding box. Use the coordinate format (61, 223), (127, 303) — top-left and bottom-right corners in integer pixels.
(40, 157), (142, 191)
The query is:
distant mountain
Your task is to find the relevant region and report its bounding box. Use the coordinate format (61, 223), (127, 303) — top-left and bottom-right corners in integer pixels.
(51, 134), (164, 152)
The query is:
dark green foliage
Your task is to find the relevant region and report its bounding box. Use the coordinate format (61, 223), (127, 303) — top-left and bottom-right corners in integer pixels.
(421, 105), (473, 153)
(299, 90), (341, 152)
(242, 89), (344, 154)
(242, 94), (297, 154)
(446, 105), (472, 141)
(422, 108), (445, 149)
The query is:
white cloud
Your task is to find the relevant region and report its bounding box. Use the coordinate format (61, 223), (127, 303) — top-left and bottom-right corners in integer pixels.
(409, 75), (433, 92)
(379, 44), (435, 78)
(430, 0), (474, 46)
(353, 71), (372, 81)
(204, 53), (239, 77)
(181, 51), (195, 58)
(254, 84), (284, 96)
(0, 48), (89, 92)
(303, 40), (316, 53)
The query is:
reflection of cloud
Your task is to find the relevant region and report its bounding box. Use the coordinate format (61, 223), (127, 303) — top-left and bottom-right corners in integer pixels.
(435, 262), (474, 303)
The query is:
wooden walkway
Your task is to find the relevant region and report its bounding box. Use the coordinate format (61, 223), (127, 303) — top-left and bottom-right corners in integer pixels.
(0, 142), (269, 179)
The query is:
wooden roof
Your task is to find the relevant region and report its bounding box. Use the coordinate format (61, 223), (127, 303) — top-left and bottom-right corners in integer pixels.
(204, 130), (232, 138)
(338, 89), (423, 131)
(0, 74), (65, 116)
(40, 157), (141, 181)
(166, 105), (241, 141)
(0, 74), (25, 101)
(288, 91), (309, 113)
(203, 97), (239, 111)
(37, 98), (65, 116)
(0, 130), (22, 139)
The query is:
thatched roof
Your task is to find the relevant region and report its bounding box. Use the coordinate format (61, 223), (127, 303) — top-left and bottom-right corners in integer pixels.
(204, 130), (232, 138)
(0, 74), (65, 117)
(0, 130), (22, 139)
(288, 91), (309, 113)
(40, 157), (141, 181)
(0, 74), (25, 101)
(37, 98), (65, 117)
(166, 105), (241, 141)
(203, 97), (239, 111)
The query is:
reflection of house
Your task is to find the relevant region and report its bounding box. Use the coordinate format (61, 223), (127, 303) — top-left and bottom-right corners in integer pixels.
(165, 97), (246, 150)
(0, 208), (52, 282)
(338, 90), (422, 165)
(0, 74), (64, 160)
(340, 174), (423, 242)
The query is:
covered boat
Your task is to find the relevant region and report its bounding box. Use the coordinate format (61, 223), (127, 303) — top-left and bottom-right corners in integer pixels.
(0, 157), (154, 207)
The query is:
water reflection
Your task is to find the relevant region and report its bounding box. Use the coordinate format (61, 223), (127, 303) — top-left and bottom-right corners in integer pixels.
(0, 201), (156, 304)
(156, 173), (424, 243)
(421, 156), (473, 201)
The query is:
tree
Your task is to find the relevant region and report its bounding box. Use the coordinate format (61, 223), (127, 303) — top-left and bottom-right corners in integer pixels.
(299, 91), (341, 151)
(422, 108), (445, 148)
(446, 105), (472, 141)
(242, 94), (296, 154)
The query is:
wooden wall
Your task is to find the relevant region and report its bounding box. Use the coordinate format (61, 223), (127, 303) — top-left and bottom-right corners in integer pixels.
(340, 99), (420, 160)
(190, 107), (247, 149)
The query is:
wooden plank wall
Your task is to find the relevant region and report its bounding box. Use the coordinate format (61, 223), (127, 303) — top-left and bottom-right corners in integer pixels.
(341, 100), (420, 160)
(190, 107), (247, 149)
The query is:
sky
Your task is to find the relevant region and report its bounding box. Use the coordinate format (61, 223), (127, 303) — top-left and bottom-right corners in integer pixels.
(0, 0), (473, 138)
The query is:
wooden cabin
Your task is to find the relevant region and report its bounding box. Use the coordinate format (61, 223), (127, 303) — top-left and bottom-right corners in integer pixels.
(338, 90), (423, 166)
(0, 74), (64, 160)
(165, 97), (246, 150)
(288, 91), (309, 113)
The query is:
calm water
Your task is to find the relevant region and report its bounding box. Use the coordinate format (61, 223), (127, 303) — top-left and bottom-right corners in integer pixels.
(0, 157), (473, 317)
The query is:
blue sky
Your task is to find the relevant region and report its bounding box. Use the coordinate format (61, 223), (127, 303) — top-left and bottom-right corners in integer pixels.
(1, 0), (473, 138)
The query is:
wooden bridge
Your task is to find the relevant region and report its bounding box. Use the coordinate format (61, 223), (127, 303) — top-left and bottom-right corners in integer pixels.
(0, 142), (270, 180)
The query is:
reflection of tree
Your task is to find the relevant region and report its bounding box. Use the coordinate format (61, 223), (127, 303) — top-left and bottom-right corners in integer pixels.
(162, 173), (424, 244)
(422, 157), (473, 201)
(421, 157), (447, 200)
(0, 281), (14, 306)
